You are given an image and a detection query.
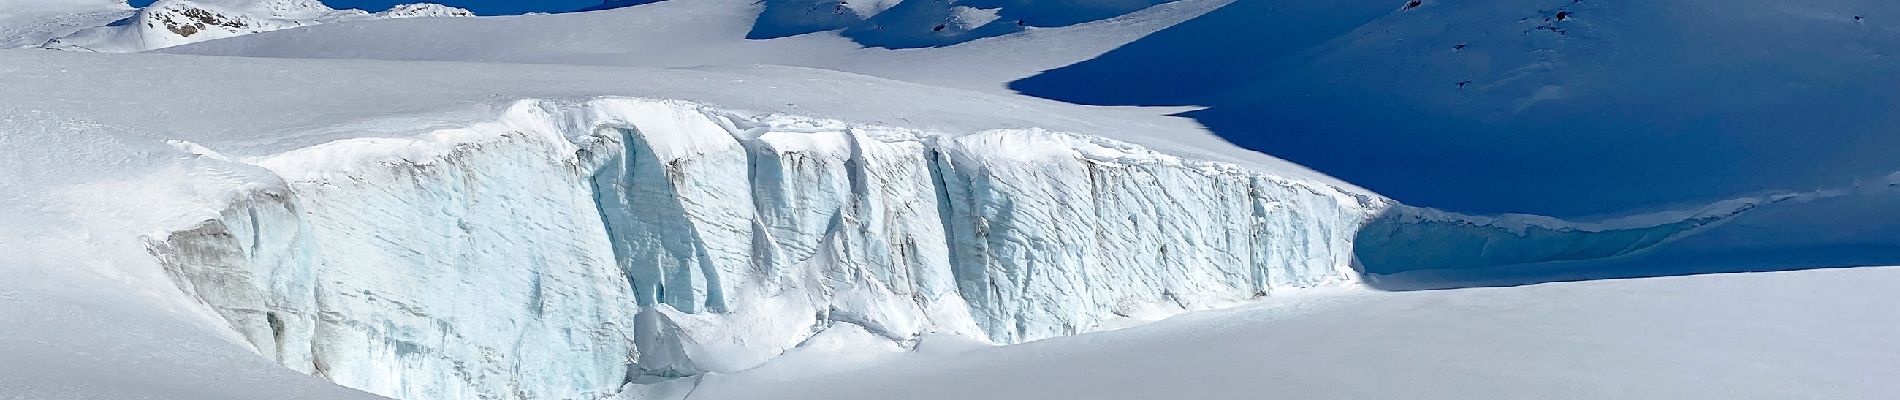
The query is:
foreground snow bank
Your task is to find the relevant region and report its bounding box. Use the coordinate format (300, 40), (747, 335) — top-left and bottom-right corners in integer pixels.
(148, 98), (1383, 399)
(687, 265), (1900, 400)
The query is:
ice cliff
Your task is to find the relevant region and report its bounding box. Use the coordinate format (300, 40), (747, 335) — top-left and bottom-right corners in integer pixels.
(143, 98), (1728, 399)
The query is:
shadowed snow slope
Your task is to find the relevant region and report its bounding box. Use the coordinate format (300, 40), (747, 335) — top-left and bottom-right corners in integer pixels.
(1018, 0), (1900, 219)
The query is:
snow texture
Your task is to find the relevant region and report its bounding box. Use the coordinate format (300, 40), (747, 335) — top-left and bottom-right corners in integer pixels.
(685, 265), (1900, 400)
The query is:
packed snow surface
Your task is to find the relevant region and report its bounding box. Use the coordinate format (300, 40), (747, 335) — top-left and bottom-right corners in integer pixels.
(0, 0), (133, 48)
(1016, 0), (1900, 217)
(686, 265), (1900, 400)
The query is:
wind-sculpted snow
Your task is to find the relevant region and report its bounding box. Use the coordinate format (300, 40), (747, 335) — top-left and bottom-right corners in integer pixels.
(141, 97), (1749, 399)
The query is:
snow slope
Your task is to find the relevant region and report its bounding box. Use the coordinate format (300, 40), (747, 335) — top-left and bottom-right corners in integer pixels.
(0, 107), (389, 400)
(168, 0), (1900, 226)
(687, 265), (1900, 400)
(159, 0), (1230, 92)
(35, 0), (472, 52)
(0, 0), (133, 48)
(1018, 0), (1900, 218)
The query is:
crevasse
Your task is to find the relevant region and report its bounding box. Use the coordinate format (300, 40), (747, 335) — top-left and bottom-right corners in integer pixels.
(144, 97), (1725, 400)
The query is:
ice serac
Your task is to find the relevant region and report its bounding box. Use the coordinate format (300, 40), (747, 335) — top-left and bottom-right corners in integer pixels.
(933, 132), (1373, 342)
(155, 111), (641, 400)
(144, 97), (1390, 399)
(148, 189), (320, 373)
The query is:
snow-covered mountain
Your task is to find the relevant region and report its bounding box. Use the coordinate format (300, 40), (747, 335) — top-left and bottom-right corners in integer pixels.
(34, 0), (471, 52)
(0, 0), (134, 48)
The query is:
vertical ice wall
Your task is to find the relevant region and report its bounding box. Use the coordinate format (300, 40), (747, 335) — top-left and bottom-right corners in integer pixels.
(149, 190), (320, 373)
(155, 116), (644, 400)
(146, 98), (1387, 399)
(932, 133), (1373, 342)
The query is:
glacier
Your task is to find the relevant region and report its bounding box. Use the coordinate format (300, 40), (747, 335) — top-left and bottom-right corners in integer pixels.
(141, 97), (1742, 399)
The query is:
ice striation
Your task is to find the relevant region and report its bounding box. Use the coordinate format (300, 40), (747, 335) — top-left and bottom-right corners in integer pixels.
(144, 98), (1739, 399)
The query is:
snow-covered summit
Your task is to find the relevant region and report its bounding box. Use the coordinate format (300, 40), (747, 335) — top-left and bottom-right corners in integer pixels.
(374, 3), (476, 19)
(36, 0), (472, 52)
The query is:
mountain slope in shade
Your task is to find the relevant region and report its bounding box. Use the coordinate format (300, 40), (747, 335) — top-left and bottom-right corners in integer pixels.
(1016, 0), (1900, 218)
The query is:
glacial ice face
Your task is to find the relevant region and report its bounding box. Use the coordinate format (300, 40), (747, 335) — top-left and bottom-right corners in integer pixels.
(148, 98), (1387, 399)
(157, 118), (640, 400)
(148, 190), (320, 373)
(933, 132), (1375, 342)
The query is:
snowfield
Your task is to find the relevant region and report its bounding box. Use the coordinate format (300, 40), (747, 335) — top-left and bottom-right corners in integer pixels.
(2, 0), (1897, 399)
(687, 265), (1900, 400)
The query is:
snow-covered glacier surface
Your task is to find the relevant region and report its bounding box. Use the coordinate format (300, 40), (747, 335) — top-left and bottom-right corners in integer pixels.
(145, 97), (1387, 399)
(139, 96), (1762, 399)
